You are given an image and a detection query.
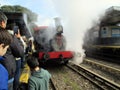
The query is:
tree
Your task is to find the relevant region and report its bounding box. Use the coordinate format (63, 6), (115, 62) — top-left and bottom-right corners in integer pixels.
(1, 5), (38, 23)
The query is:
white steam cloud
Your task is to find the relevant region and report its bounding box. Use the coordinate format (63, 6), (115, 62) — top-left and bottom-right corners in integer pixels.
(1, 0), (120, 64)
(51, 0), (120, 64)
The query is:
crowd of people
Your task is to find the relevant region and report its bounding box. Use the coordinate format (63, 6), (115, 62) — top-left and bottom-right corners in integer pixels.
(0, 11), (51, 90)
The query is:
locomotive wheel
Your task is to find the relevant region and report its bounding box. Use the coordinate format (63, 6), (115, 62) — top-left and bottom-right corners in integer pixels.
(59, 54), (64, 64)
(60, 59), (69, 65)
(63, 59), (69, 65)
(43, 53), (49, 60)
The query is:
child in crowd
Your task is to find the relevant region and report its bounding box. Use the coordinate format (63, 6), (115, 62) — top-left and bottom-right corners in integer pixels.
(0, 30), (12, 90)
(27, 56), (51, 90)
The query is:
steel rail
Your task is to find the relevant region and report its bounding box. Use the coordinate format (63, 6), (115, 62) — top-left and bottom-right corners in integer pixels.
(67, 63), (120, 90)
(50, 78), (57, 90)
(84, 58), (120, 74)
(66, 64), (105, 90)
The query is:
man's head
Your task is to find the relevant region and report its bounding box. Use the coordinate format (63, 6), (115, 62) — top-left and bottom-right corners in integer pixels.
(27, 56), (39, 70)
(0, 11), (8, 29)
(0, 30), (12, 56)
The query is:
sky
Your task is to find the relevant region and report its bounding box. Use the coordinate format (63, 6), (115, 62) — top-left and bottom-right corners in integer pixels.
(1, 0), (120, 64)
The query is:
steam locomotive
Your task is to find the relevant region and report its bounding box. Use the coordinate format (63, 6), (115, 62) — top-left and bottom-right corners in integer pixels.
(83, 6), (120, 63)
(33, 18), (74, 64)
(4, 11), (73, 64)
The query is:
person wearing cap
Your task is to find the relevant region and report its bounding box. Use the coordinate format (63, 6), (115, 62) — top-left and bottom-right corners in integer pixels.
(0, 30), (13, 90)
(27, 56), (51, 90)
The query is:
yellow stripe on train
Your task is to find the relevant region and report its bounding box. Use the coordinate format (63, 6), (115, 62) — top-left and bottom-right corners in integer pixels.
(91, 45), (120, 49)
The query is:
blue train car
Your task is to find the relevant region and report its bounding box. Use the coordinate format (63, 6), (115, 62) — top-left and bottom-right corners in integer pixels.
(83, 6), (120, 63)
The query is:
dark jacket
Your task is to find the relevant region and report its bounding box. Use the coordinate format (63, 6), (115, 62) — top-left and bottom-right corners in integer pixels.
(1, 35), (24, 79)
(28, 68), (51, 90)
(0, 56), (8, 90)
(10, 35), (24, 58)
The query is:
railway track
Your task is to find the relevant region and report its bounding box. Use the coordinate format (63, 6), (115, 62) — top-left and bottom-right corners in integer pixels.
(47, 63), (98, 90)
(84, 58), (120, 75)
(49, 78), (57, 90)
(67, 62), (120, 90)
(20, 59), (120, 90)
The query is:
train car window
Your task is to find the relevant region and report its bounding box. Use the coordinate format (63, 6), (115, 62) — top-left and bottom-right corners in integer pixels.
(101, 27), (107, 38)
(111, 28), (120, 37)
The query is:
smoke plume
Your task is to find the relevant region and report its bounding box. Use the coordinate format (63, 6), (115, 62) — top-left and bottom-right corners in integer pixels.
(52, 0), (120, 64)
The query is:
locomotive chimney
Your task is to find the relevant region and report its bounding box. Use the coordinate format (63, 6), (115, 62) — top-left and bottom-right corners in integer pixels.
(54, 17), (62, 27)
